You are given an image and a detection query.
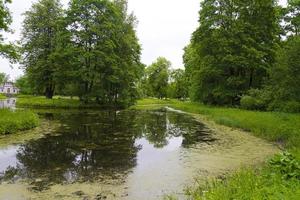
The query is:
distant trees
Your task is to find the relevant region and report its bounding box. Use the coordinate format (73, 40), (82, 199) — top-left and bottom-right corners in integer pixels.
(144, 57), (170, 99)
(168, 69), (189, 100)
(139, 57), (189, 100)
(21, 0), (143, 107)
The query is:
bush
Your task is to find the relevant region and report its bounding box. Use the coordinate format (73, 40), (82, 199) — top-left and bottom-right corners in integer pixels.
(281, 101), (300, 113)
(268, 101), (300, 113)
(240, 95), (265, 110)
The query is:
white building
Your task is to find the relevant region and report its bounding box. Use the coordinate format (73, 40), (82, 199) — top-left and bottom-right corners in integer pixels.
(0, 82), (20, 95)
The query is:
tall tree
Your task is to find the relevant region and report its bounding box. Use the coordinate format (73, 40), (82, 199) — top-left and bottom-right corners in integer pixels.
(184, 0), (279, 105)
(21, 0), (64, 98)
(66, 0), (142, 106)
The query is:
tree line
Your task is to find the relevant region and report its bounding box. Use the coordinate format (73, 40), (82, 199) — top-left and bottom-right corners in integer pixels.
(20, 0), (144, 108)
(139, 0), (300, 112)
(182, 0), (300, 112)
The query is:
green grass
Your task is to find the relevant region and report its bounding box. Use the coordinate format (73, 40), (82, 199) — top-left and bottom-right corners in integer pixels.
(134, 99), (300, 199)
(0, 109), (39, 135)
(186, 168), (300, 200)
(16, 96), (102, 109)
(0, 94), (6, 99)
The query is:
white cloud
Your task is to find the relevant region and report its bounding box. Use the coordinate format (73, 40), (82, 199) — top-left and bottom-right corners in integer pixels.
(0, 0), (288, 80)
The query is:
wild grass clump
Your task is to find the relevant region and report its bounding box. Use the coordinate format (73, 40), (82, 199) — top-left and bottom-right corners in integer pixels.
(0, 109), (39, 134)
(187, 152), (300, 200)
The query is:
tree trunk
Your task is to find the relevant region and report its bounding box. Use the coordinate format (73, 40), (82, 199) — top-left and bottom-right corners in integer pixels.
(45, 86), (54, 99)
(249, 69), (254, 88)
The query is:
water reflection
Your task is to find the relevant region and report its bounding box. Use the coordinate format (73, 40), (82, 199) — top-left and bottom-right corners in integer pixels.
(0, 98), (16, 109)
(0, 109), (216, 191)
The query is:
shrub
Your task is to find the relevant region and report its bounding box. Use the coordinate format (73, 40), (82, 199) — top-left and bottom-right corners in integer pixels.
(269, 152), (300, 180)
(281, 101), (300, 113)
(240, 95), (265, 110)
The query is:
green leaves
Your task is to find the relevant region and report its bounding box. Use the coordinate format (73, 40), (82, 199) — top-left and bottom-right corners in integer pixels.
(0, 0), (18, 62)
(184, 0), (279, 105)
(21, 0), (142, 107)
(270, 152), (300, 180)
(145, 57), (171, 99)
(21, 0), (64, 98)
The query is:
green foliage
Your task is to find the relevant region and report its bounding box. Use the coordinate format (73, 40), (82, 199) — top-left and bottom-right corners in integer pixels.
(186, 167), (300, 200)
(21, 0), (143, 108)
(64, 0), (143, 107)
(0, 72), (8, 84)
(0, 0), (18, 62)
(21, 0), (64, 99)
(270, 151), (300, 180)
(184, 0), (279, 105)
(0, 94), (6, 99)
(240, 96), (261, 110)
(0, 109), (39, 135)
(168, 69), (189, 99)
(283, 0), (300, 36)
(144, 57), (170, 99)
(240, 89), (268, 110)
(268, 36), (300, 107)
(248, 36), (300, 113)
(185, 152), (300, 199)
(15, 75), (33, 94)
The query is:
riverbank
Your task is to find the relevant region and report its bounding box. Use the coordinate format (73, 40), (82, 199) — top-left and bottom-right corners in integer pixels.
(133, 99), (300, 199)
(16, 96), (102, 109)
(0, 109), (39, 135)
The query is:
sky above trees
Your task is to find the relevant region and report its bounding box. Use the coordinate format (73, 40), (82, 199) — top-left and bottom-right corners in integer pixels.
(0, 0), (287, 80)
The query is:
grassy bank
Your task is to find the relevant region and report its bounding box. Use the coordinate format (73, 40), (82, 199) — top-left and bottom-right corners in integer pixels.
(134, 99), (300, 199)
(16, 96), (102, 109)
(0, 109), (39, 135)
(0, 94), (6, 99)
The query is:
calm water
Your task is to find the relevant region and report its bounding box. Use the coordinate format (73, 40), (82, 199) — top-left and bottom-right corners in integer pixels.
(0, 98), (16, 109)
(0, 108), (277, 199)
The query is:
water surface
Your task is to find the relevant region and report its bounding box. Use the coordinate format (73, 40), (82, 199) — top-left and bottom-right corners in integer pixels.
(0, 108), (277, 199)
(0, 98), (16, 109)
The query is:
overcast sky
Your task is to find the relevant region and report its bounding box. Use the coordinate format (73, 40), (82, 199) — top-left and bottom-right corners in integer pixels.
(0, 0), (287, 80)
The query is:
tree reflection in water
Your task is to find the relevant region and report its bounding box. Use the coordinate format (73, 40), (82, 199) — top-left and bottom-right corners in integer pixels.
(0, 109), (216, 190)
